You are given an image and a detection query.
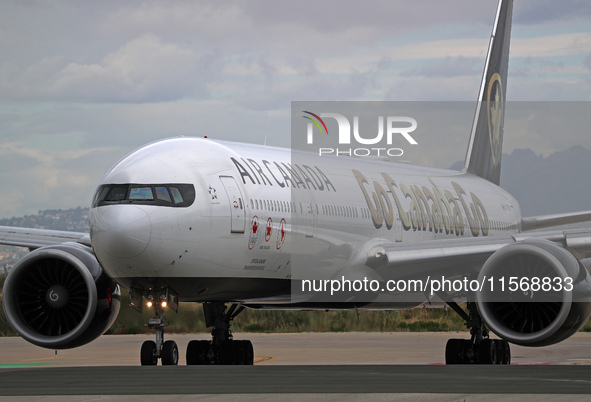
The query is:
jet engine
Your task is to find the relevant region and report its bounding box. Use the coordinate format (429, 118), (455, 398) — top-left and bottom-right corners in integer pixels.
(476, 239), (591, 346)
(2, 243), (120, 349)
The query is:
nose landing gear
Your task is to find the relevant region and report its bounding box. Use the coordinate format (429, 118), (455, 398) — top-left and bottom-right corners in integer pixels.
(134, 285), (253, 365)
(136, 288), (180, 366)
(140, 312), (179, 366)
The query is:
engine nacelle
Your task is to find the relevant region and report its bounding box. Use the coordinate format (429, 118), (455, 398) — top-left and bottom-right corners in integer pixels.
(476, 239), (591, 346)
(3, 243), (120, 349)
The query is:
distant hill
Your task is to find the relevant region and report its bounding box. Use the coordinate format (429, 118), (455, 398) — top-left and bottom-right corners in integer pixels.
(0, 207), (89, 232)
(451, 146), (591, 216)
(0, 207), (89, 271)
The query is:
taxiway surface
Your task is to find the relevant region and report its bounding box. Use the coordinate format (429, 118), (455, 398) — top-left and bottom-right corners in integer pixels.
(1, 332), (591, 399)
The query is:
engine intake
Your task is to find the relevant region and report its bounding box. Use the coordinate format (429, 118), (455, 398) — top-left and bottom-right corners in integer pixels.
(3, 243), (120, 349)
(476, 239), (591, 346)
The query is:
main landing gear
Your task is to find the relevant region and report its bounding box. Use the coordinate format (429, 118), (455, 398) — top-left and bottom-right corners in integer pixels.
(444, 301), (511, 365)
(186, 302), (254, 365)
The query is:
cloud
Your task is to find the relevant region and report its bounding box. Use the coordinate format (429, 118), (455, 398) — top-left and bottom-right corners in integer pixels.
(2, 2), (590, 107)
(102, 2), (252, 41)
(503, 102), (591, 153)
(515, 0), (591, 24)
(0, 0), (590, 220)
(100, 1), (495, 44)
(511, 33), (591, 58)
(383, 75), (481, 101)
(585, 53), (591, 71)
(400, 56), (480, 78)
(2, 35), (223, 103)
(0, 139), (119, 218)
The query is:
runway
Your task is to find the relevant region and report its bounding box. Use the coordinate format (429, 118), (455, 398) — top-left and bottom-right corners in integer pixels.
(2, 332), (591, 399)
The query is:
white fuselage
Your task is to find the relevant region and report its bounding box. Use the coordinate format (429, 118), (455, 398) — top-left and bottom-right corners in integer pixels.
(89, 137), (521, 303)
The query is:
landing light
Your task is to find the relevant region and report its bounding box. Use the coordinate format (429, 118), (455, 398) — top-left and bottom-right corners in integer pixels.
(147, 301), (153, 308)
(161, 301), (168, 308)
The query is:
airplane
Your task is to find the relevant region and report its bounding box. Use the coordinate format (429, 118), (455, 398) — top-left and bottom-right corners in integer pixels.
(2, 0), (591, 366)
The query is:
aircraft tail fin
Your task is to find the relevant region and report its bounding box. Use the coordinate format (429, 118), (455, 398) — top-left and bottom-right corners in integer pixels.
(463, 0), (513, 185)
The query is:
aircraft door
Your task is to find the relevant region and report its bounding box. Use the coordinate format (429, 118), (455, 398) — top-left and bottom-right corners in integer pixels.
(395, 214), (402, 242)
(219, 176), (246, 233)
(293, 186), (316, 238)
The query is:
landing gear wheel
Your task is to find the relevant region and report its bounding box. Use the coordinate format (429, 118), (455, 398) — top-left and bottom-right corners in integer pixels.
(198, 302), (255, 365)
(231, 341), (245, 365)
(496, 339), (511, 364)
(140, 340), (158, 366)
(217, 340), (235, 365)
(161, 340), (179, 365)
(445, 339), (463, 364)
(478, 339), (498, 364)
(241, 340), (254, 365)
(186, 340), (210, 365)
(441, 300), (512, 365)
(445, 339), (471, 364)
(215, 340), (254, 365)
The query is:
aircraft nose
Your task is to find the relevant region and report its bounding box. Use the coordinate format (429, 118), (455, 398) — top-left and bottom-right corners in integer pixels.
(91, 206), (151, 259)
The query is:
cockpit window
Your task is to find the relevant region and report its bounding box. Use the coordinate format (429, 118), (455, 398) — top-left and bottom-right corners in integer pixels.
(130, 187), (154, 200)
(155, 187), (171, 202)
(169, 187), (184, 204)
(93, 186), (110, 205)
(106, 186), (128, 201)
(92, 183), (195, 208)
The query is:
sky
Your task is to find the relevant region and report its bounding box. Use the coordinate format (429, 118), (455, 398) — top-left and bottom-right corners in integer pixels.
(0, 0), (590, 219)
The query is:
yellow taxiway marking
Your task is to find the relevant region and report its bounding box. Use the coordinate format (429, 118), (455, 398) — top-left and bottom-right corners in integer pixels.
(254, 356), (275, 364)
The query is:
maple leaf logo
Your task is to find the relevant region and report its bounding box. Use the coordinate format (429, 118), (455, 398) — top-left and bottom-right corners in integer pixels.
(490, 86), (502, 148)
(487, 73), (503, 167)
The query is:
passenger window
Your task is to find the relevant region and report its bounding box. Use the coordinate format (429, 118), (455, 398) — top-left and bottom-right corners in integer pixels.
(130, 187), (154, 200)
(155, 187), (172, 203)
(170, 187), (184, 204)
